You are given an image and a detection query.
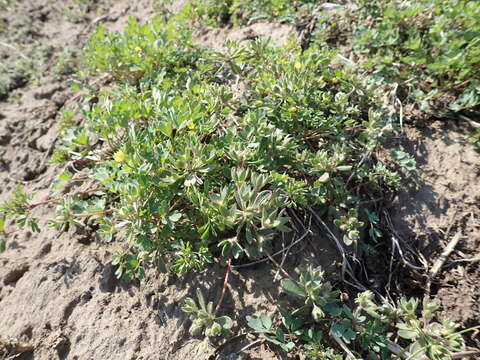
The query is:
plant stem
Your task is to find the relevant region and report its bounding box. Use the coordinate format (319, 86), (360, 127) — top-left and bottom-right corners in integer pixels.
(74, 209), (113, 218)
(263, 249), (295, 281)
(214, 258), (232, 315)
(26, 187), (107, 209)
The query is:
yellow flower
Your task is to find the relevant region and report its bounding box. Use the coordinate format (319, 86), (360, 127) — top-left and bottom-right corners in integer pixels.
(294, 61), (302, 70)
(113, 150), (126, 163)
(186, 121), (195, 130)
(134, 46), (142, 54)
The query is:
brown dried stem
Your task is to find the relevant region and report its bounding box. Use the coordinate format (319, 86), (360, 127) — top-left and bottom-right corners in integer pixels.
(214, 258), (232, 315)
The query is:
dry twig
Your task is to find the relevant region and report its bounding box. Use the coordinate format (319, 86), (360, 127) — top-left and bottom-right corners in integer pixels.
(214, 258), (232, 314)
(263, 249), (295, 281)
(306, 206), (372, 294)
(426, 230), (462, 294)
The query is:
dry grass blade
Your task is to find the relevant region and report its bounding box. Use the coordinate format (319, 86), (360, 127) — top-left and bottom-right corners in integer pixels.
(329, 331), (356, 358)
(264, 249), (295, 281)
(383, 209), (428, 271)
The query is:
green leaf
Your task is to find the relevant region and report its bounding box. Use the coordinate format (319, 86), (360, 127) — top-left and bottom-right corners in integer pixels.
(336, 165), (352, 172)
(159, 120), (173, 138)
(111, 255), (121, 265)
(331, 319), (356, 344)
(281, 279), (306, 298)
(246, 314), (272, 333)
(216, 315), (233, 330)
(324, 303), (342, 317)
(397, 323), (419, 340)
(169, 211), (182, 222)
(189, 319), (204, 336)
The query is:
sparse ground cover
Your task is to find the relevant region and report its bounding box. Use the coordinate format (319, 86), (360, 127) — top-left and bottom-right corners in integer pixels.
(0, 1), (479, 359)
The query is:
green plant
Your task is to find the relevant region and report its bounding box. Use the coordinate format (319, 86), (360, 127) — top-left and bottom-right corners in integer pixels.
(365, 209), (382, 242)
(170, 240), (213, 274)
(356, 291), (466, 360)
(281, 265), (340, 321)
(0, 185), (39, 233)
(62, 0), (93, 23)
(190, 0), (319, 26)
(246, 266), (469, 360)
(55, 48), (79, 76)
(111, 252), (146, 281)
(1, 4), (475, 359)
(0, 217), (6, 253)
(470, 128), (480, 152)
(314, 0), (480, 116)
(27, 15), (399, 281)
(182, 288), (233, 337)
(246, 313), (296, 352)
(391, 146), (417, 171)
(0, 0), (12, 10)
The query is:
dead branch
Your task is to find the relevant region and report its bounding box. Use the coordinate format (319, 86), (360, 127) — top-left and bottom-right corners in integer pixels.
(427, 230), (462, 294)
(263, 249), (295, 281)
(214, 258), (232, 314)
(330, 331), (356, 358)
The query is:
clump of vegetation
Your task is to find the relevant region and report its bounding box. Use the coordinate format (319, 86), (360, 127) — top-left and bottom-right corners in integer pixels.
(0, 59), (31, 100)
(0, 7), (53, 99)
(30, 13), (399, 280)
(243, 265), (469, 360)
(0, 186), (40, 233)
(189, 0), (320, 26)
(183, 289), (233, 337)
(62, 0), (93, 24)
(314, 0), (480, 116)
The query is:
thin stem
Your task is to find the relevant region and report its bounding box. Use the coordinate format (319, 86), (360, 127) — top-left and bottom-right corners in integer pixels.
(232, 230), (311, 270)
(74, 209), (113, 218)
(263, 249), (295, 281)
(26, 187), (107, 209)
(214, 258), (232, 315)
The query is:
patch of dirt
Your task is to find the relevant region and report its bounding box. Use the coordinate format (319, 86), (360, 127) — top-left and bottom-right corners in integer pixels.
(390, 121), (480, 345)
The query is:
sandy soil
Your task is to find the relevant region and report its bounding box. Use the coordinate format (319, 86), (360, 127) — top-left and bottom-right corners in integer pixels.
(0, 0), (479, 359)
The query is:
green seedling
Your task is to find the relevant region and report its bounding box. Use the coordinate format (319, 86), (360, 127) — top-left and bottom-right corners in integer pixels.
(182, 289), (233, 337)
(281, 265), (340, 321)
(0, 185), (39, 233)
(391, 146), (417, 172)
